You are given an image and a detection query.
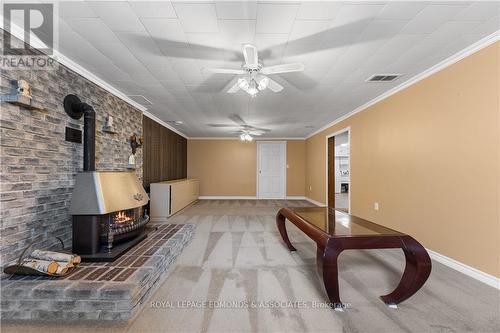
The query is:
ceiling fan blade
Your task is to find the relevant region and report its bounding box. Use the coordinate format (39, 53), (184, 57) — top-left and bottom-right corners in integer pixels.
(261, 63), (304, 75)
(229, 114), (247, 126)
(267, 78), (284, 92)
(203, 68), (246, 75)
(208, 124), (241, 128)
(227, 81), (241, 93)
(243, 44), (259, 68)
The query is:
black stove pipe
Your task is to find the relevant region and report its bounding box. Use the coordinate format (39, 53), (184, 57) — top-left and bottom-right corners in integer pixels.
(63, 94), (96, 171)
(82, 104), (96, 171)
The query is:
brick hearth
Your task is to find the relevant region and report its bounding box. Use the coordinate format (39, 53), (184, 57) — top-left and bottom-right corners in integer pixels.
(1, 223), (194, 321)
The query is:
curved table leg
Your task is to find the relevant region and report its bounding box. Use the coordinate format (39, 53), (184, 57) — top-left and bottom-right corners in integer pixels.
(380, 236), (432, 305)
(276, 213), (297, 252)
(317, 244), (344, 310)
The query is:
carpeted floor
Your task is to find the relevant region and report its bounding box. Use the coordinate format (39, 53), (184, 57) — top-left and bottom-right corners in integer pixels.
(2, 200), (499, 333)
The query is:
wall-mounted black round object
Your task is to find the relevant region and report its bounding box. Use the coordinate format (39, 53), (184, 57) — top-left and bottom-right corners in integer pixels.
(64, 94), (84, 120)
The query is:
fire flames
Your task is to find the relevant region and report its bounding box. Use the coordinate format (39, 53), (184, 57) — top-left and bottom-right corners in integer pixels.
(113, 211), (133, 224)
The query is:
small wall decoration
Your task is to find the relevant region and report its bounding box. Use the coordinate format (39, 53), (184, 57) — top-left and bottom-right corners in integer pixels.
(16, 80), (32, 98)
(103, 115), (116, 133)
(128, 133), (143, 168)
(1, 79), (45, 111)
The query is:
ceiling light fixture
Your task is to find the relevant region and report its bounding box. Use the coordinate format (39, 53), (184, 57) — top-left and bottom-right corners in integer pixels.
(240, 133), (253, 142)
(235, 76), (272, 97)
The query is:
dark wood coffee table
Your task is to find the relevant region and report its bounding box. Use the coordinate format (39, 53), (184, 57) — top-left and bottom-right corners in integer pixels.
(276, 207), (431, 310)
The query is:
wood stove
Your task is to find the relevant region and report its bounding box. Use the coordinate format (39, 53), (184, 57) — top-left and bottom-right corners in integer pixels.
(65, 94), (150, 261)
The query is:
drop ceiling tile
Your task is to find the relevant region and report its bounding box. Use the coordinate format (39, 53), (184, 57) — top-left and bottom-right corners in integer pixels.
(129, 1), (177, 18)
(60, 1), (97, 18)
(254, 33), (288, 49)
(470, 14), (500, 37)
(215, 1), (257, 19)
(256, 3), (299, 33)
(379, 34), (428, 54)
(115, 31), (162, 56)
(329, 3), (384, 33)
(160, 80), (188, 91)
(141, 18), (187, 42)
(173, 3), (219, 33)
(64, 18), (120, 44)
(289, 20), (331, 43)
(423, 20), (483, 45)
(88, 2), (145, 32)
(296, 1), (341, 20)
(92, 42), (138, 63)
(454, 2), (500, 20)
(93, 64), (131, 82)
(377, 2), (427, 20)
(170, 58), (203, 77)
(113, 60), (149, 76)
(360, 19), (409, 39)
(306, 48), (345, 71)
(218, 20), (256, 44)
(401, 4), (470, 34)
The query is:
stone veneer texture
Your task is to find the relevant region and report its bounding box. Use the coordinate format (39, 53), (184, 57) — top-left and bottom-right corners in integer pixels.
(0, 31), (144, 267)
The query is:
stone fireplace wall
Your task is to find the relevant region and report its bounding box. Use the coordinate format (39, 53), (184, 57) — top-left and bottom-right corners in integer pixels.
(0, 32), (143, 267)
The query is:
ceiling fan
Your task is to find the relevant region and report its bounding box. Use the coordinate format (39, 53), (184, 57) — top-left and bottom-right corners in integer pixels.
(208, 114), (270, 141)
(204, 44), (304, 97)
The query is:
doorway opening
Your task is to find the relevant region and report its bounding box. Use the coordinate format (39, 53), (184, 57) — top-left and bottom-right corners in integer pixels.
(327, 129), (350, 212)
(257, 141), (286, 199)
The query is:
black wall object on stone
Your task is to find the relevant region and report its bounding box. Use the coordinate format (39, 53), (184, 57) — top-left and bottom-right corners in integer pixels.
(65, 127), (82, 143)
(142, 116), (187, 191)
(63, 94), (96, 171)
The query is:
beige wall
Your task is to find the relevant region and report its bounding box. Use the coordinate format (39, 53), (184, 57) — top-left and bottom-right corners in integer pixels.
(286, 140), (306, 197)
(305, 43), (500, 277)
(187, 140), (306, 197)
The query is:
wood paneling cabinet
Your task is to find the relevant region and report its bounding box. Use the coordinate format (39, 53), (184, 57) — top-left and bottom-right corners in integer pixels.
(150, 178), (199, 220)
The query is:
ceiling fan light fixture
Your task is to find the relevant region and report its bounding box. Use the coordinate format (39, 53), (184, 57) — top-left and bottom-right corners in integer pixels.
(238, 78), (249, 90)
(239, 132), (253, 142)
(258, 77), (269, 91)
(247, 79), (258, 97)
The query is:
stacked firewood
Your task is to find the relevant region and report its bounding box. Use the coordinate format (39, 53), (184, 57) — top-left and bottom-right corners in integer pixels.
(20, 250), (81, 275)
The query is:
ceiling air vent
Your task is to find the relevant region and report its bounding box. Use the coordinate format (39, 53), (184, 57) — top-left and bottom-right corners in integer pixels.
(127, 95), (153, 105)
(366, 74), (401, 82)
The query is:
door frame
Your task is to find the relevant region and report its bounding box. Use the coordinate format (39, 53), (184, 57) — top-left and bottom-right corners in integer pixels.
(325, 127), (351, 212)
(256, 141), (287, 199)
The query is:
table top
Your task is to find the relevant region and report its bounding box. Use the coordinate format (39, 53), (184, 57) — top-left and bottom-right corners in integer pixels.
(290, 207), (403, 237)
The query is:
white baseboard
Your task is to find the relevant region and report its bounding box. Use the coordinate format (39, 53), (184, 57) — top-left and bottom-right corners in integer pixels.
(286, 196), (306, 200)
(305, 197), (327, 207)
(198, 196), (311, 200)
(427, 249), (500, 290)
(198, 196), (257, 200)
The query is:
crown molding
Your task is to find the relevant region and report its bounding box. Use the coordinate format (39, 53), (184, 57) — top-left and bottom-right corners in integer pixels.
(306, 30), (500, 139)
(187, 137), (306, 140)
(1, 21), (148, 113)
(143, 111), (188, 138)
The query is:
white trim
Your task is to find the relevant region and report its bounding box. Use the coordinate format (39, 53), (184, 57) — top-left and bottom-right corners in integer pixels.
(306, 30), (500, 139)
(198, 196), (309, 201)
(286, 196), (306, 200)
(143, 111), (188, 139)
(427, 249), (500, 290)
(187, 137), (306, 140)
(305, 197), (327, 207)
(325, 127), (351, 213)
(256, 141), (287, 199)
(198, 196), (257, 200)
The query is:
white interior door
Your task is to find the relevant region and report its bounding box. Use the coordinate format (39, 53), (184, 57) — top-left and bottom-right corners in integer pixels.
(257, 142), (286, 199)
